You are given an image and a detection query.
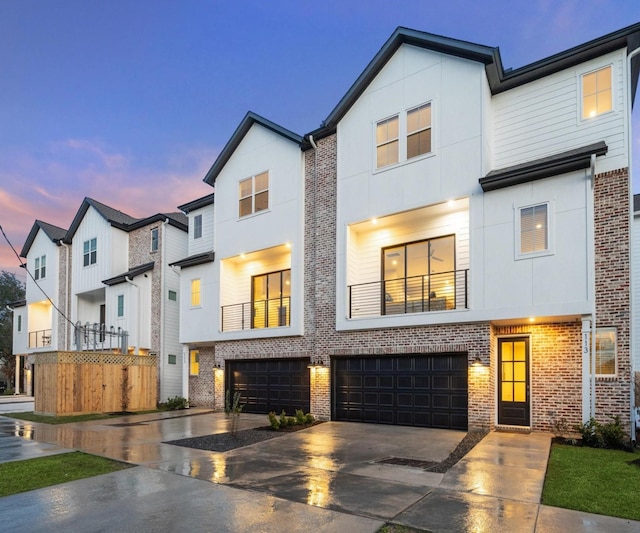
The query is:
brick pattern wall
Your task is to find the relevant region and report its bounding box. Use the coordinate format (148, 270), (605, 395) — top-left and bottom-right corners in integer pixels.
(189, 346), (215, 407)
(494, 323), (583, 432)
(594, 167), (631, 425)
(57, 245), (70, 351)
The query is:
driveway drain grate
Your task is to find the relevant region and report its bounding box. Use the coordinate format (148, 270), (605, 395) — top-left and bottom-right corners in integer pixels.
(377, 457), (438, 469)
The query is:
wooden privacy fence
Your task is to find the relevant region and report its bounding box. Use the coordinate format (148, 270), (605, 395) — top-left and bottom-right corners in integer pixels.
(34, 351), (157, 416)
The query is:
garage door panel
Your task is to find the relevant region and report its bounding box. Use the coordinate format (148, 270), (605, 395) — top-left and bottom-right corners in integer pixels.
(333, 354), (467, 430)
(229, 358), (310, 415)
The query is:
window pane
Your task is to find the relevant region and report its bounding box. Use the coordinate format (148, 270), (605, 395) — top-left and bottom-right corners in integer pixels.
(255, 172), (268, 192)
(514, 382), (526, 402)
(521, 204), (548, 253)
(406, 242), (429, 278)
(407, 129), (431, 159)
(502, 382), (513, 402)
(595, 328), (616, 375)
(282, 270), (291, 297)
(583, 72), (597, 96)
(253, 275), (267, 301)
(502, 342), (513, 361)
(191, 279), (201, 306)
(407, 104), (431, 133)
(239, 197), (252, 217)
(502, 362), (513, 381)
(597, 90), (612, 115)
(84, 240), (90, 254)
(597, 66), (611, 90)
(239, 178), (252, 198)
(255, 190), (269, 212)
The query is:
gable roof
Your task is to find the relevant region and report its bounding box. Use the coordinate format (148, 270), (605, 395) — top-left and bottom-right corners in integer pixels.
(65, 197), (140, 242)
(102, 262), (155, 286)
(203, 112), (303, 186)
(178, 193), (215, 213)
(169, 251), (215, 269)
(20, 220), (67, 257)
(307, 22), (640, 142)
(126, 212), (188, 232)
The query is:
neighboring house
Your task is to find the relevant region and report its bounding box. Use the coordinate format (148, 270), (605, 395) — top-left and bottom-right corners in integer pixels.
(14, 198), (189, 403)
(180, 22), (640, 435)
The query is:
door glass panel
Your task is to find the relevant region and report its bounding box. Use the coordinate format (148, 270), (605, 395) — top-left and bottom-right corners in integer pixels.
(502, 362), (513, 382)
(514, 362), (526, 382)
(282, 270), (291, 297)
(502, 382), (513, 401)
(514, 341), (526, 360)
(502, 342), (513, 361)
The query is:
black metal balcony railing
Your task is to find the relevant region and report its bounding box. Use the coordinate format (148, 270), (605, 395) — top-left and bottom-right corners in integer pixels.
(73, 322), (129, 353)
(29, 329), (52, 348)
(348, 269), (469, 318)
(221, 297), (291, 332)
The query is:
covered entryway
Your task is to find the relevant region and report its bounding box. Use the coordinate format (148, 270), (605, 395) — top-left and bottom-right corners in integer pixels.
(332, 354), (468, 430)
(227, 358), (310, 414)
(497, 337), (530, 426)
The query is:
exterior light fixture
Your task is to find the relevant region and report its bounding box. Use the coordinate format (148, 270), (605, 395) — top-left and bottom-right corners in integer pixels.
(471, 356), (483, 367)
(307, 356), (327, 369)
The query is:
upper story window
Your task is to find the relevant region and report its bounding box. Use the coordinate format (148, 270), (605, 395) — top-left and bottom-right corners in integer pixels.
(191, 278), (201, 307)
(251, 269), (291, 328)
(595, 327), (616, 376)
(376, 103), (433, 170)
(190, 349), (199, 375)
(151, 228), (159, 252)
(168, 290), (177, 301)
(34, 255), (46, 280)
(582, 66), (612, 120)
(194, 214), (202, 239)
(83, 238), (97, 267)
(376, 116), (399, 168)
(239, 172), (269, 218)
(407, 104), (432, 159)
(117, 294), (124, 317)
(516, 203), (551, 258)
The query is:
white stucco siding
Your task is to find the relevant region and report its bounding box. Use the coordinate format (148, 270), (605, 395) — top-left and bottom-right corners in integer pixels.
(476, 170), (589, 315)
(105, 275), (151, 351)
(337, 44), (486, 227)
(178, 263), (215, 344)
(12, 306), (28, 355)
(492, 50), (628, 173)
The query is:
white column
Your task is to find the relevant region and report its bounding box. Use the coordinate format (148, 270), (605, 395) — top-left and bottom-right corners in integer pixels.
(14, 355), (20, 394)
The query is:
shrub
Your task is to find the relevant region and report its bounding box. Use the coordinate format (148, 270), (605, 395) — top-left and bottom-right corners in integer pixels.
(164, 396), (188, 410)
(268, 411), (280, 430)
(279, 410), (288, 427)
(305, 413), (315, 424)
(287, 416), (296, 426)
(3, 388), (15, 396)
(295, 409), (306, 425)
(575, 416), (627, 449)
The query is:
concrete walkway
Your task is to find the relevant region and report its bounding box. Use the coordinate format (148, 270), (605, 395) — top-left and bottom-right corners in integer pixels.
(0, 412), (638, 532)
(0, 394), (34, 414)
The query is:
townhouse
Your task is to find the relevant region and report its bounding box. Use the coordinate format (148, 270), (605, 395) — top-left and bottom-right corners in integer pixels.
(13, 198), (189, 405)
(180, 22), (640, 436)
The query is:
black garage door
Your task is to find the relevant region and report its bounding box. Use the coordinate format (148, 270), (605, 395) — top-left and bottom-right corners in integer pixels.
(333, 354), (468, 430)
(227, 358), (310, 415)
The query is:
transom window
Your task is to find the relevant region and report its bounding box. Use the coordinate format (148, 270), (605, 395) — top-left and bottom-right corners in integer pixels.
(239, 171), (269, 218)
(194, 214), (202, 239)
(519, 204), (548, 255)
(83, 238), (97, 267)
(407, 104), (432, 159)
(376, 116), (399, 168)
(34, 255), (46, 280)
(595, 327), (616, 376)
(151, 228), (159, 251)
(582, 66), (612, 119)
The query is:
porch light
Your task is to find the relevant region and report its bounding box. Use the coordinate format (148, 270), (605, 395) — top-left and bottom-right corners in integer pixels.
(471, 356), (483, 367)
(529, 317), (535, 323)
(213, 361), (223, 373)
(307, 356), (327, 369)
(371, 218), (378, 225)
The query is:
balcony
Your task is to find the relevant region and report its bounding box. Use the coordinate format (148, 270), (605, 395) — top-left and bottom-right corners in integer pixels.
(29, 329), (52, 349)
(348, 269), (468, 318)
(221, 297), (291, 332)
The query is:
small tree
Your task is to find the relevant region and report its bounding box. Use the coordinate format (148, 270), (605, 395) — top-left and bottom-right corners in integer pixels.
(0, 271), (26, 388)
(225, 390), (243, 437)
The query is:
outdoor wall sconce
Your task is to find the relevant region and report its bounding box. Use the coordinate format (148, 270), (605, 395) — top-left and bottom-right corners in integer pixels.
(471, 356), (483, 367)
(307, 356), (327, 369)
(213, 362), (223, 372)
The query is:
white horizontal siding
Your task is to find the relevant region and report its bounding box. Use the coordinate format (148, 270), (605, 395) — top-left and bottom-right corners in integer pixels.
(492, 50), (627, 171)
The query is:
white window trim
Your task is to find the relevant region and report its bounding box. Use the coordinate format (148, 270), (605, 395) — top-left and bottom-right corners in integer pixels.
(83, 238), (97, 268)
(373, 101), (435, 173)
(190, 278), (201, 308)
(238, 171), (270, 219)
(578, 63), (615, 124)
(595, 327), (617, 377)
(514, 201), (555, 260)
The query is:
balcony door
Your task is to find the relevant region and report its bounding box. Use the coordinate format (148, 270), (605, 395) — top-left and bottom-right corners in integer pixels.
(383, 235), (455, 313)
(252, 269), (291, 328)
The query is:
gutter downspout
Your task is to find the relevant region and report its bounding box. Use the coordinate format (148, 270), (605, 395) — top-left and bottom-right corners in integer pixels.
(590, 153), (597, 421)
(627, 45), (640, 441)
(160, 219), (169, 401)
(125, 276), (139, 355)
(59, 241), (70, 350)
(5, 305), (19, 394)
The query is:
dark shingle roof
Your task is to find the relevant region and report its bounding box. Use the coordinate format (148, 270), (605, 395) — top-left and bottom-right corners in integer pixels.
(20, 220), (68, 257)
(178, 194), (215, 213)
(169, 251), (215, 269)
(102, 262), (155, 286)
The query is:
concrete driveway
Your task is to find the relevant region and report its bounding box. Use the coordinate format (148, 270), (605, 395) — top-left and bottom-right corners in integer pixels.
(1, 411), (639, 532)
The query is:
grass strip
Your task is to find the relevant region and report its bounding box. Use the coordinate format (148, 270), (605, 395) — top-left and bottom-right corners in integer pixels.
(0, 451), (131, 497)
(4, 410), (164, 425)
(542, 443), (640, 521)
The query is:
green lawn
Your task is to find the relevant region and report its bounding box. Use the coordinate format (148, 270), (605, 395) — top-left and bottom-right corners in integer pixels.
(542, 443), (640, 521)
(4, 409), (165, 425)
(0, 452), (132, 497)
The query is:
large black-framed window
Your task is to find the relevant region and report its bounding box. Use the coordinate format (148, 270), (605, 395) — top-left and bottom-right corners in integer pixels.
(382, 235), (455, 313)
(252, 269), (291, 328)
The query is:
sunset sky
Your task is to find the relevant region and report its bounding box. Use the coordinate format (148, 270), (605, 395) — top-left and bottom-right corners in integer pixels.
(1, 1), (639, 278)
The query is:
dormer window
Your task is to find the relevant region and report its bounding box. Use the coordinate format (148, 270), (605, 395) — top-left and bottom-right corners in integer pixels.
(239, 172), (269, 217)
